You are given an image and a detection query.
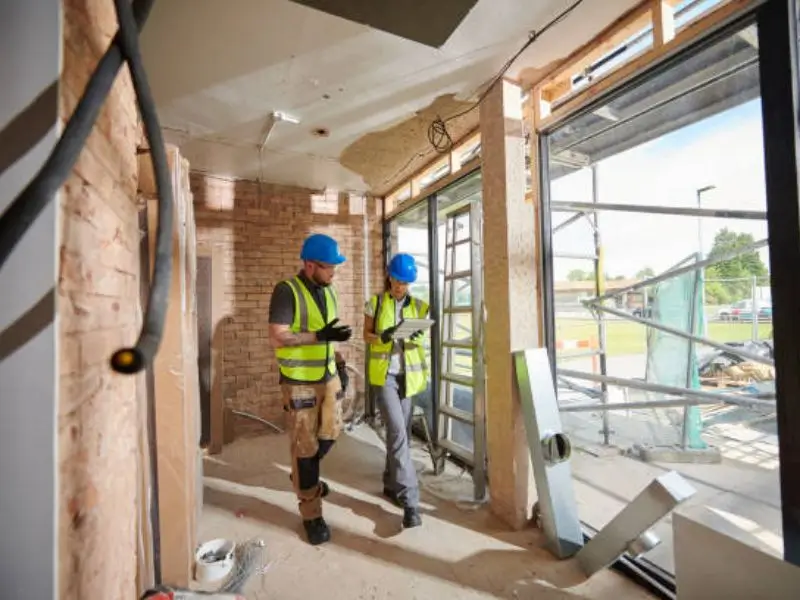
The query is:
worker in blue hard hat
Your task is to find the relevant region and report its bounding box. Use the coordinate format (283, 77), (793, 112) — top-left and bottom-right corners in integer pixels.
(268, 233), (353, 545)
(363, 252), (430, 528)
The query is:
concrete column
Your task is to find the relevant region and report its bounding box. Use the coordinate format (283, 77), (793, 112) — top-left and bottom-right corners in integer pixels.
(480, 80), (540, 529)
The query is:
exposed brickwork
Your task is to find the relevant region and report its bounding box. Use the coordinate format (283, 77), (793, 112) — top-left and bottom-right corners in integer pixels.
(192, 175), (384, 434)
(58, 0), (142, 597)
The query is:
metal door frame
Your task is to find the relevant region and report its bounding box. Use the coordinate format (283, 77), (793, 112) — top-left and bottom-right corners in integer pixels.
(436, 200), (487, 500)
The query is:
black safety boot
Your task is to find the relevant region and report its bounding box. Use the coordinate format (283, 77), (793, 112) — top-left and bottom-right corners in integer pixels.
(402, 506), (422, 528)
(383, 487), (400, 506)
(303, 517), (331, 545)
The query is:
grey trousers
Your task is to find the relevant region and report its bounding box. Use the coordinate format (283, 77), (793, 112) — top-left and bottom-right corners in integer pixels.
(374, 374), (420, 508)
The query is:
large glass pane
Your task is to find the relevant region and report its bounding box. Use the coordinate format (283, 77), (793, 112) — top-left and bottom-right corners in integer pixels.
(544, 21), (780, 576)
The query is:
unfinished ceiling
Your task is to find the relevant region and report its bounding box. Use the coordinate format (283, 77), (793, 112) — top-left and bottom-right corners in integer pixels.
(140, 0), (641, 194)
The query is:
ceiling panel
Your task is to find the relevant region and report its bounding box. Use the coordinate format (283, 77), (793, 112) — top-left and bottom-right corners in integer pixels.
(288, 0), (480, 48)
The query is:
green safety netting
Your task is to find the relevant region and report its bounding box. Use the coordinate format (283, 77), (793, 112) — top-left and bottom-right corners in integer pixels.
(644, 261), (707, 449)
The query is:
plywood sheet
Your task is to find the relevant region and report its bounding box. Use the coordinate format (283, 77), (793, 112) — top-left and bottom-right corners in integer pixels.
(340, 93), (478, 195)
(144, 145), (200, 587)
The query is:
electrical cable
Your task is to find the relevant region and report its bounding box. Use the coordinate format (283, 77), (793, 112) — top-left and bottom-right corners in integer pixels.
(377, 0), (587, 193)
(0, 0), (154, 270)
(0, 0), (173, 376)
(108, 0), (173, 375)
(427, 0), (586, 153)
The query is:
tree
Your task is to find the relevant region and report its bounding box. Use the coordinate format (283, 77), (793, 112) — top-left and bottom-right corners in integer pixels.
(567, 269), (592, 281)
(705, 228), (768, 303)
(636, 267), (655, 280)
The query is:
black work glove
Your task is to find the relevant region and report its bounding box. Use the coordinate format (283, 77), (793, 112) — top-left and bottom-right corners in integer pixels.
(316, 318), (352, 342)
(337, 361), (349, 392)
(409, 330), (424, 342)
(380, 321), (402, 344)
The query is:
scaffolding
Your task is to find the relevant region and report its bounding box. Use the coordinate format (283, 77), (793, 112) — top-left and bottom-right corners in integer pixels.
(550, 166), (773, 456)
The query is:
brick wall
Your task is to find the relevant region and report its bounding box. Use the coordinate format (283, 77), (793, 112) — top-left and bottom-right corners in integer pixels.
(58, 0), (143, 596)
(192, 175), (384, 433)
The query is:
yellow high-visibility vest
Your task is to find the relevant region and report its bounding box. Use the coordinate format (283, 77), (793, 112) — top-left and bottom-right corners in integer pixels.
(275, 276), (338, 382)
(368, 292), (429, 396)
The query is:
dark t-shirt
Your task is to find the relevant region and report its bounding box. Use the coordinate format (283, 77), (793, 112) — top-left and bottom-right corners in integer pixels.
(268, 272), (334, 384)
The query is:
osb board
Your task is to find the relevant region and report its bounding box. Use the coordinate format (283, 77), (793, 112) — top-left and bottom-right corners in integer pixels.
(479, 80), (535, 530)
(340, 93), (479, 195)
(58, 0), (142, 596)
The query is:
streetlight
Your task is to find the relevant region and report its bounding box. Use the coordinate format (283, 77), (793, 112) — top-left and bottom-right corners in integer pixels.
(696, 185), (716, 257)
(696, 185), (716, 333)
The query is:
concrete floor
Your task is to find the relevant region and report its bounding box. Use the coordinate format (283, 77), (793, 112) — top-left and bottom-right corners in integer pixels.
(199, 426), (656, 600)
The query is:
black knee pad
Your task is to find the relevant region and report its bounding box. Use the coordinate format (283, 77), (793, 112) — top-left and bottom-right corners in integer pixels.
(317, 439), (335, 459)
(296, 456), (320, 491)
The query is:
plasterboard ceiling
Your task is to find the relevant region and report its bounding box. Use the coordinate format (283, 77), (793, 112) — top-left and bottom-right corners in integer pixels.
(140, 0), (642, 194)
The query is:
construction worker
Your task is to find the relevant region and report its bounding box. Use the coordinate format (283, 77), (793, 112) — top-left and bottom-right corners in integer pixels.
(364, 252), (429, 528)
(268, 233), (353, 545)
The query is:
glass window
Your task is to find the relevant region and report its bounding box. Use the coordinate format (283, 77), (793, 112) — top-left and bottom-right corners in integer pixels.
(388, 203), (433, 432)
(543, 20), (779, 577)
(389, 202), (431, 305)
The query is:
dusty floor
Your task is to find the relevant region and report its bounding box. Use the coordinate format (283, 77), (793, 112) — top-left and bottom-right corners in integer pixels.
(199, 426), (656, 600)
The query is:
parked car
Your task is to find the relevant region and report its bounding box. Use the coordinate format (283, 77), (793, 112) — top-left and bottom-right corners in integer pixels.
(729, 299), (772, 321)
(717, 305), (733, 321)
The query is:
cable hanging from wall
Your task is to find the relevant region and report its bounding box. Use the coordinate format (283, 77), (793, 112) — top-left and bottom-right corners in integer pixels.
(0, 0), (171, 376)
(381, 0), (586, 188)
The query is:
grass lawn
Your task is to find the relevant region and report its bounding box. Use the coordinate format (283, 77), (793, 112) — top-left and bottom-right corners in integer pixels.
(556, 319), (772, 357)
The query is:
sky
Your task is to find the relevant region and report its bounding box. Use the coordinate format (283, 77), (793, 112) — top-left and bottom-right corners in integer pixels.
(392, 0), (768, 286)
(394, 95), (770, 284)
(550, 97), (769, 281)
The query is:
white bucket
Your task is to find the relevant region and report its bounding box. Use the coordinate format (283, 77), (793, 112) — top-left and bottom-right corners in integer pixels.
(195, 538), (236, 584)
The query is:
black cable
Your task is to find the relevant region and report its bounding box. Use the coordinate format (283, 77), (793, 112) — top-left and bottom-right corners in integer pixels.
(108, 0), (173, 375)
(426, 0), (586, 153)
(0, 0), (154, 270)
(0, 0), (172, 376)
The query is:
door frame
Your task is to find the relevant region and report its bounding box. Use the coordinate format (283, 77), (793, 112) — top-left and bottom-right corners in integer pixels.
(196, 243), (225, 454)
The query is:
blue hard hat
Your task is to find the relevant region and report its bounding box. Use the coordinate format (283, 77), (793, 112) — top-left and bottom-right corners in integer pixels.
(388, 253), (418, 283)
(300, 234), (346, 265)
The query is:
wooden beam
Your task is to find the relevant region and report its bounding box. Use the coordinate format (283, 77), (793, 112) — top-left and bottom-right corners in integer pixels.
(414, 155), (450, 195)
(380, 126), (480, 199)
(533, 2), (653, 106)
(384, 156), (481, 220)
(652, 0), (676, 46)
(480, 79), (535, 530)
(536, 0), (755, 131)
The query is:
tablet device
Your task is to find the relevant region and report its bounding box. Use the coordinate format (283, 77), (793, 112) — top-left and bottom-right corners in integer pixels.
(394, 318), (436, 339)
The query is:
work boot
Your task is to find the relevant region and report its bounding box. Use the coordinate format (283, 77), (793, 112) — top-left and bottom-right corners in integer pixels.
(303, 517), (331, 545)
(382, 487), (400, 506)
(289, 474), (330, 497)
(402, 506), (422, 528)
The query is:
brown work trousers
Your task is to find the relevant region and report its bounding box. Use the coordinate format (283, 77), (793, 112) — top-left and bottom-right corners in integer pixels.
(282, 377), (342, 520)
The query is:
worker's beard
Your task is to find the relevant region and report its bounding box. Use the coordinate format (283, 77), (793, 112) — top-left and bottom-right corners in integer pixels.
(312, 273), (331, 287)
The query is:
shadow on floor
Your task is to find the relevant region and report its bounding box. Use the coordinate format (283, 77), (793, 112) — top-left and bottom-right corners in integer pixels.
(203, 427), (523, 547)
(203, 483), (590, 599)
(201, 430), (656, 599)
